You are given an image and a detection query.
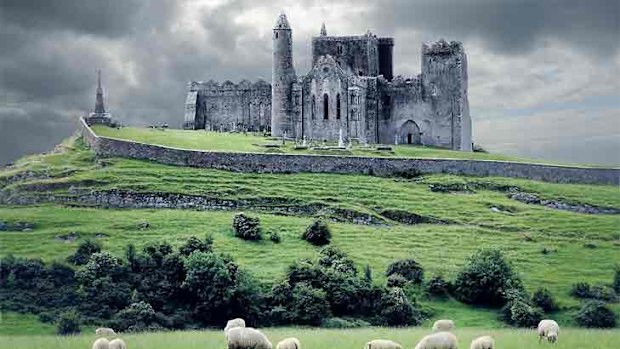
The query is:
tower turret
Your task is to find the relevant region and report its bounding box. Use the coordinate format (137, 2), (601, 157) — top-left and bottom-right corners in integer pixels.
(271, 12), (296, 137)
(94, 70), (106, 113)
(320, 22), (327, 36)
(85, 69), (112, 126)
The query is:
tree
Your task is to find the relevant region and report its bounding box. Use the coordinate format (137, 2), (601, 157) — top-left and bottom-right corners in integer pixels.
(67, 240), (102, 265)
(290, 283), (331, 325)
(377, 287), (421, 326)
(302, 220), (331, 246)
(57, 310), (80, 335)
(114, 301), (161, 332)
(386, 259), (424, 284)
(531, 288), (558, 312)
(232, 213), (262, 240)
(575, 300), (617, 328)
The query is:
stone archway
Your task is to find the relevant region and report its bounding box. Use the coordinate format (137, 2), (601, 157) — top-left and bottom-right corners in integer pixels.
(398, 120), (421, 145)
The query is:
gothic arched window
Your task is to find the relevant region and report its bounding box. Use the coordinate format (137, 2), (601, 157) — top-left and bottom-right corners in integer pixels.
(323, 94), (329, 120)
(336, 93), (341, 119)
(311, 96), (316, 120)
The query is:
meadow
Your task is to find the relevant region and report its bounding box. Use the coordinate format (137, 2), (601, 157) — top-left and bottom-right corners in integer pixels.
(1, 326), (619, 349)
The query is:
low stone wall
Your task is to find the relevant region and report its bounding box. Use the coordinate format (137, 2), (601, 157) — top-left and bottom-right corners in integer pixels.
(79, 118), (619, 185)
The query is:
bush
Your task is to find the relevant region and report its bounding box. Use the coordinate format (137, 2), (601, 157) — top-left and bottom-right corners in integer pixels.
(386, 259), (424, 284)
(453, 249), (523, 307)
(570, 282), (592, 299)
(232, 213), (262, 240)
(57, 310), (80, 335)
(322, 317), (370, 328)
(532, 288), (558, 312)
(269, 231), (281, 243)
(67, 239), (101, 265)
(377, 287), (421, 326)
(387, 274), (409, 288)
(570, 282), (618, 302)
(426, 275), (450, 297)
(179, 235), (213, 256)
(303, 220), (331, 246)
(614, 266), (620, 294)
(290, 283), (331, 326)
(574, 300), (617, 328)
(114, 301), (161, 332)
(500, 298), (543, 327)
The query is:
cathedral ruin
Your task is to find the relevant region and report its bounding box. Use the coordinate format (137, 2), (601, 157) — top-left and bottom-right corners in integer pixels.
(184, 13), (472, 151)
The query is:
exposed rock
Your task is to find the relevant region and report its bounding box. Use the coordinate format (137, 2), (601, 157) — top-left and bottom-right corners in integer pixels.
(379, 209), (449, 225)
(55, 232), (79, 242)
(510, 192), (619, 215)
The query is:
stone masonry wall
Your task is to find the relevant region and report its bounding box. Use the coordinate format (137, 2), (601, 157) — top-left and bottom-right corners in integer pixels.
(79, 119), (619, 185)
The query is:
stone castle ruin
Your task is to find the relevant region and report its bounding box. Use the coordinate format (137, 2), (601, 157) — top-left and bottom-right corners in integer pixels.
(184, 13), (472, 151)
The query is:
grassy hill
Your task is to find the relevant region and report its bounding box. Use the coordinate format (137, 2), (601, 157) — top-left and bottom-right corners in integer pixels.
(0, 136), (619, 336)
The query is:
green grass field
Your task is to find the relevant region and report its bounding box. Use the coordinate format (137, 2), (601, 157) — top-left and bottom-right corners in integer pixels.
(90, 125), (607, 166)
(2, 326), (619, 349)
(0, 137), (619, 340)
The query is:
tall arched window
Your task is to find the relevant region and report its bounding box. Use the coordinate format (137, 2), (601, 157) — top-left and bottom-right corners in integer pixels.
(311, 96), (316, 120)
(336, 94), (341, 119)
(323, 94), (329, 120)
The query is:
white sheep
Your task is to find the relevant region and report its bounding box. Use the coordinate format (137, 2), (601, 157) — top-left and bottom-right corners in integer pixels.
(96, 327), (116, 337)
(432, 319), (455, 332)
(224, 318), (246, 333)
(537, 319), (560, 343)
(92, 338), (110, 349)
(469, 336), (494, 349)
(414, 331), (458, 349)
(276, 337), (301, 349)
(109, 338), (127, 349)
(226, 327), (272, 349)
(364, 339), (402, 349)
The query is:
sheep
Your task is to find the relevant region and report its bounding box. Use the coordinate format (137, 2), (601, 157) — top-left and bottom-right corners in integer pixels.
(364, 339), (402, 349)
(92, 338), (110, 349)
(224, 318), (246, 333)
(109, 338), (127, 349)
(469, 336), (494, 349)
(226, 327), (272, 349)
(276, 337), (301, 349)
(432, 319), (455, 332)
(96, 327), (116, 337)
(414, 332), (458, 349)
(537, 319), (560, 343)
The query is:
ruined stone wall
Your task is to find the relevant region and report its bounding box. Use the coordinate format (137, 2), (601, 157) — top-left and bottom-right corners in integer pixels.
(184, 80), (271, 131)
(79, 118), (620, 185)
(312, 34), (383, 77)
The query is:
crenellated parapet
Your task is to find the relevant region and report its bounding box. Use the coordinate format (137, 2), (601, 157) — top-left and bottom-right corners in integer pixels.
(188, 79), (271, 93)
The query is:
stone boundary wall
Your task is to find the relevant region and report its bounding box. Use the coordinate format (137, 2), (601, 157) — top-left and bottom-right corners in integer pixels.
(78, 118), (619, 185)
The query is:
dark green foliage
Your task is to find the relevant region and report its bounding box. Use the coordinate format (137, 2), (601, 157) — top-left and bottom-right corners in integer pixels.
(500, 298), (543, 328)
(269, 231), (281, 243)
(574, 300), (617, 328)
(532, 288), (559, 312)
(56, 310), (81, 335)
(321, 317), (371, 328)
(364, 264), (372, 282)
(613, 266), (620, 294)
(113, 301), (162, 332)
(386, 259), (424, 284)
(570, 282), (592, 299)
(426, 275), (451, 297)
(289, 283), (331, 325)
(377, 287), (421, 326)
(453, 249), (523, 307)
(387, 274), (409, 288)
(232, 213), (262, 240)
(179, 235), (213, 256)
(570, 282), (618, 302)
(317, 246), (356, 275)
(302, 220), (331, 246)
(67, 239), (102, 265)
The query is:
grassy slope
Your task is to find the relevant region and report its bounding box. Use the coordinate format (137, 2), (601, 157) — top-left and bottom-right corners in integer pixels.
(0, 138), (619, 334)
(2, 327), (619, 349)
(91, 125), (604, 166)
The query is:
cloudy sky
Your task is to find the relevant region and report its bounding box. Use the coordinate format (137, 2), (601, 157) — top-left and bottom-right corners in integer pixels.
(0, 0), (618, 166)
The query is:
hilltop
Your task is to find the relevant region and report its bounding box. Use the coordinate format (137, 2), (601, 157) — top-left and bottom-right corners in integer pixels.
(0, 134), (619, 334)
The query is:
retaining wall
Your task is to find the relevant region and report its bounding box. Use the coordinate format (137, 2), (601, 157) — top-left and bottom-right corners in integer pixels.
(79, 118), (620, 185)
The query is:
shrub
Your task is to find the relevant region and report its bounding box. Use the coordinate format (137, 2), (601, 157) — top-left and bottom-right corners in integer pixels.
(614, 266), (620, 294)
(322, 317), (370, 328)
(232, 213), (262, 240)
(303, 220), (331, 246)
(290, 283), (331, 326)
(570, 282), (618, 302)
(377, 287), (421, 326)
(269, 231), (281, 243)
(67, 239), (101, 265)
(57, 310), (80, 335)
(317, 246), (356, 275)
(364, 264), (372, 282)
(570, 282), (592, 299)
(179, 235), (213, 256)
(426, 275), (450, 297)
(574, 300), (617, 328)
(385, 259), (424, 284)
(453, 249), (523, 307)
(532, 288), (559, 312)
(387, 274), (409, 288)
(500, 298), (543, 327)
(114, 301), (162, 332)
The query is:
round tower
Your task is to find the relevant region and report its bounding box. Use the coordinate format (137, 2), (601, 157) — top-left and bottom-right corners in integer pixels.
(271, 12), (296, 137)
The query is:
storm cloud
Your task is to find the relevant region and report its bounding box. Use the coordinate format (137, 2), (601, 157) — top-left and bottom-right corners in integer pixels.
(0, 0), (618, 166)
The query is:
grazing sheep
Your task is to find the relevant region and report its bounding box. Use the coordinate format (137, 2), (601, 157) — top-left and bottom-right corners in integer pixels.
(470, 336), (494, 349)
(226, 327), (272, 349)
(537, 319), (560, 343)
(109, 338), (127, 349)
(432, 319), (455, 332)
(96, 328), (116, 337)
(92, 338), (110, 349)
(414, 332), (458, 349)
(364, 339), (402, 349)
(224, 318), (246, 333)
(276, 337), (301, 349)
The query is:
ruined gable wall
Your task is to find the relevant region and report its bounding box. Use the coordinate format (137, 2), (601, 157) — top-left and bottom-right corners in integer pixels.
(312, 35), (381, 77)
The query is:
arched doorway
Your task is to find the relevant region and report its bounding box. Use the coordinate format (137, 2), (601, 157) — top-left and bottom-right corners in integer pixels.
(399, 120), (421, 145)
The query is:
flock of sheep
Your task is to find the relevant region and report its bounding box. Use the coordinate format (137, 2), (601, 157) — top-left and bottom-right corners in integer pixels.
(90, 318), (560, 349)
